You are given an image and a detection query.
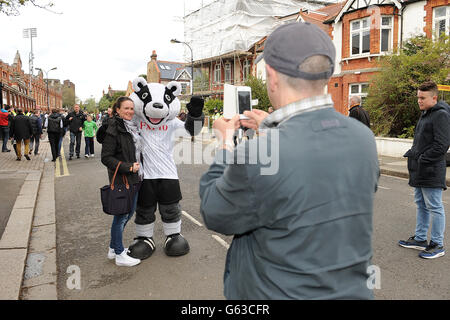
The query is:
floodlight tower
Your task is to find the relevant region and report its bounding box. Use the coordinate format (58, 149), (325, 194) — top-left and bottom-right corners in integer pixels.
(23, 28), (37, 97)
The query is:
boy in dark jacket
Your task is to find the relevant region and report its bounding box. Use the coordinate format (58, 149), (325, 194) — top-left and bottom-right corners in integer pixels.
(400, 81), (450, 259)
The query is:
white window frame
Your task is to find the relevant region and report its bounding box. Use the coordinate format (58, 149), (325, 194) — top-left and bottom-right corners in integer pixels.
(243, 60), (250, 81)
(349, 83), (369, 105)
(224, 62), (232, 83)
(214, 63), (221, 83)
(181, 82), (187, 94)
(350, 17), (371, 56)
(433, 6), (450, 38)
(380, 16), (393, 53)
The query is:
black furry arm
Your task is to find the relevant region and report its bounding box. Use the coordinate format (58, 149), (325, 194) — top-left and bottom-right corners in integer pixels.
(185, 113), (205, 136)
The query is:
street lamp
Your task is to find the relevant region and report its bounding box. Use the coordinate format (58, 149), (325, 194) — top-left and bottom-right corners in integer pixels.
(170, 39), (193, 96)
(36, 67), (57, 110)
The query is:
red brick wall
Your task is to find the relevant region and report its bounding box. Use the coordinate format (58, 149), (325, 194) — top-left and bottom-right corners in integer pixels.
(328, 72), (378, 115)
(424, 0), (450, 38)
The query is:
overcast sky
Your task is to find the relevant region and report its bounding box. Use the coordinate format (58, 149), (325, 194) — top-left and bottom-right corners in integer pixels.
(0, 0), (211, 102)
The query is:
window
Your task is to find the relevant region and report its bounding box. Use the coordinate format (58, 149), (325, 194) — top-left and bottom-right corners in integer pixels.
(349, 83), (369, 105)
(380, 16), (393, 52)
(214, 63), (221, 83)
(243, 60), (250, 81)
(433, 6), (450, 38)
(181, 82), (187, 94)
(224, 63), (231, 83)
(351, 18), (370, 56)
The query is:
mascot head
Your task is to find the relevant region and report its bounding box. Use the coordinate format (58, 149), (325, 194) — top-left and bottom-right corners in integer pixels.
(130, 77), (182, 128)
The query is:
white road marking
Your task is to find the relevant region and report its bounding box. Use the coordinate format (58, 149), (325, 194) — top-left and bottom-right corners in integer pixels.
(381, 174), (408, 181)
(378, 186), (390, 190)
(182, 211), (203, 227)
(212, 235), (230, 249)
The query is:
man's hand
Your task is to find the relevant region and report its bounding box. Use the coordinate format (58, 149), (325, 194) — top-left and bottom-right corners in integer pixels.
(69, 117), (73, 121)
(213, 115), (240, 142)
(240, 109), (269, 131)
(79, 127), (82, 132)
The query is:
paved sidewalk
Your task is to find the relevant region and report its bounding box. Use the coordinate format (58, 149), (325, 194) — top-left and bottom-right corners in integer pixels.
(0, 136), (55, 300)
(379, 155), (450, 186)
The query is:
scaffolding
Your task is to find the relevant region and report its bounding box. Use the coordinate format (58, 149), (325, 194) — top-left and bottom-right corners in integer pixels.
(183, 0), (336, 61)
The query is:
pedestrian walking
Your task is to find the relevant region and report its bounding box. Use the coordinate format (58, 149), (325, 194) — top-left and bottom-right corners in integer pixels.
(199, 22), (379, 299)
(57, 109), (68, 158)
(348, 96), (370, 128)
(9, 108), (33, 161)
(399, 81), (450, 259)
(66, 104), (86, 160)
(101, 97), (142, 267)
(0, 105), (11, 152)
(29, 110), (43, 155)
(83, 115), (97, 158)
(45, 108), (63, 162)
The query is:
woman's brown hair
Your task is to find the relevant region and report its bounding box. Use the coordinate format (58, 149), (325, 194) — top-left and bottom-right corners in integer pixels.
(112, 96), (133, 115)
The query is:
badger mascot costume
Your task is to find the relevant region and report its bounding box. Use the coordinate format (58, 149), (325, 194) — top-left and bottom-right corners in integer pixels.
(127, 77), (204, 259)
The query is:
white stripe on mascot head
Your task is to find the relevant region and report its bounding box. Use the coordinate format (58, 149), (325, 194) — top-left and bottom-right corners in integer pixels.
(130, 77), (182, 128)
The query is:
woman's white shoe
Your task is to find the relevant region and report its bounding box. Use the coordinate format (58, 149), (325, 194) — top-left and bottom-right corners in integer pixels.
(108, 247), (128, 260)
(115, 250), (141, 267)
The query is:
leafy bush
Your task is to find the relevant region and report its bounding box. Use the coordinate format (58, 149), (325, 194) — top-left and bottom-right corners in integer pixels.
(365, 35), (450, 138)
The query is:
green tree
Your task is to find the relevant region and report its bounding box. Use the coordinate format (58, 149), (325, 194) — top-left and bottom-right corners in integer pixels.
(0, 0), (55, 15)
(194, 68), (209, 93)
(365, 35), (450, 138)
(62, 87), (75, 109)
(98, 95), (113, 112)
(204, 99), (223, 115)
(244, 75), (271, 111)
(83, 97), (97, 114)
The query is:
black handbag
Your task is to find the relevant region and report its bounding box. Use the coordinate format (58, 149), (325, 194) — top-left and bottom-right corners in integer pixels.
(100, 161), (135, 215)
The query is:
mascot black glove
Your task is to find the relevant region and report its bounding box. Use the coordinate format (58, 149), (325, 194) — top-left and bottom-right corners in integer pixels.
(186, 96), (204, 118)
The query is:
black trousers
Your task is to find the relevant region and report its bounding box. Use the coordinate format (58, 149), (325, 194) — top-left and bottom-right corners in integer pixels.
(135, 179), (182, 225)
(48, 132), (60, 161)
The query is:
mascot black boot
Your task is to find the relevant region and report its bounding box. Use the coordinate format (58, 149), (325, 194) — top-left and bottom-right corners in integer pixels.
(164, 233), (190, 256)
(128, 236), (156, 260)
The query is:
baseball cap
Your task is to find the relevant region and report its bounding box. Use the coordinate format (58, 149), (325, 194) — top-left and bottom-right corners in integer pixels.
(256, 22), (336, 80)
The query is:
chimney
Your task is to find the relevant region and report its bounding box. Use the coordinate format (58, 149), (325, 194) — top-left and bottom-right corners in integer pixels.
(151, 50), (157, 61)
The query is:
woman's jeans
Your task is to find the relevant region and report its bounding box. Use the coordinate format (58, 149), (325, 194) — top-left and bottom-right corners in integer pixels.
(414, 187), (446, 246)
(110, 192), (138, 255)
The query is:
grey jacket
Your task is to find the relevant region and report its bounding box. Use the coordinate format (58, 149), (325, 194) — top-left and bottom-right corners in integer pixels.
(199, 106), (379, 300)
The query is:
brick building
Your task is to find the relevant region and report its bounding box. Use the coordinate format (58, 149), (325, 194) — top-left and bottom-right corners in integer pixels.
(147, 50), (192, 97)
(255, 0), (450, 114)
(0, 51), (64, 112)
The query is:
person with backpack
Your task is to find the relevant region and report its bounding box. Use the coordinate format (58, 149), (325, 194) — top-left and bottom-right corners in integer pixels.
(45, 108), (63, 162)
(348, 96), (370, 128)
(29, 110), (43, 155)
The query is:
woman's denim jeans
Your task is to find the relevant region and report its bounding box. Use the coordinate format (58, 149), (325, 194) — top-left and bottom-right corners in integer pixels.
(414, 187), (446, 246)
(110, 192), (138, 255)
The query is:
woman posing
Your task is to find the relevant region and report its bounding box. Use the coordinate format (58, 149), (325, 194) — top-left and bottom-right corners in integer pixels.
(101, 97), (142, 267)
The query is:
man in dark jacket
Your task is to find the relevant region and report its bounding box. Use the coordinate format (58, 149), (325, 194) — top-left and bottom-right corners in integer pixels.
(46, 108), (63, 162)
(400, 81), (450, 259)
(348, 96), (370, 128)
(66, 104), (86, 160)
(29, 110), (43, 155)
(9, 108), (32, 161)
